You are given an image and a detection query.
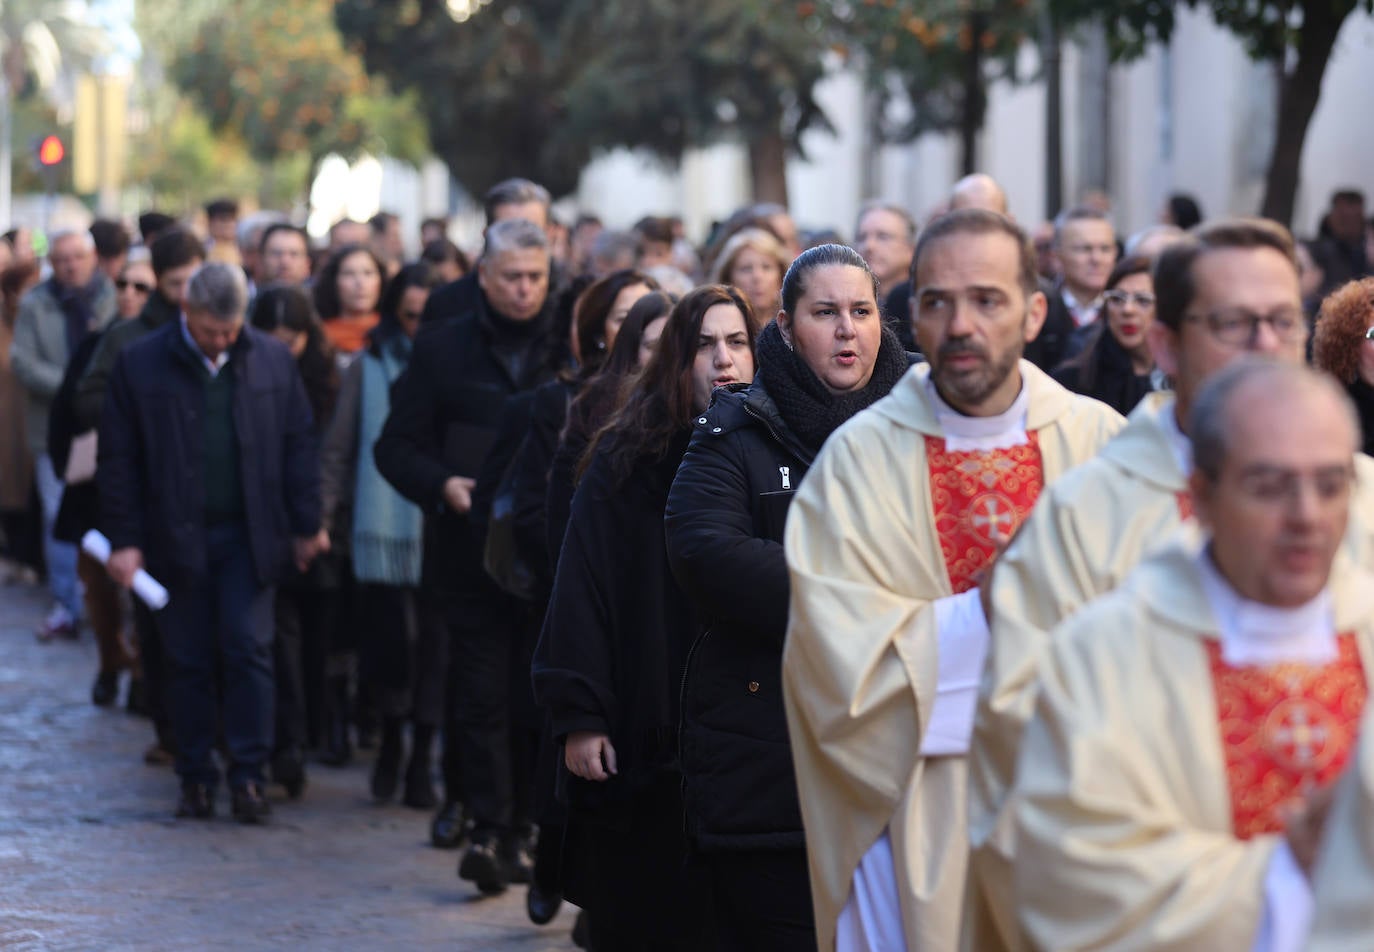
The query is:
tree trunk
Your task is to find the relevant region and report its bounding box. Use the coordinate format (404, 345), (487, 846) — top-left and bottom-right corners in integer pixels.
(1042, 8), (1063, 220)
(1259, 0), (1351, 226)
(960, 11), (987, 175)
(748, 127), (789, 206)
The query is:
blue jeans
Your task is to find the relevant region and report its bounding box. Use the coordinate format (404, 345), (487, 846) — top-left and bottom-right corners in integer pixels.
(157, 523), (275, 789)
(34, 453), (81, 619)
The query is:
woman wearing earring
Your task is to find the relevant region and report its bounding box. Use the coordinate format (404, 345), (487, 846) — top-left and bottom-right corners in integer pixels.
(666, 245), (911, 949)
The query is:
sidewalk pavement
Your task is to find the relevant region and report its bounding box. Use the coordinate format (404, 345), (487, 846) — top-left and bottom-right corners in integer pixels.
(0, 577), (577, 951)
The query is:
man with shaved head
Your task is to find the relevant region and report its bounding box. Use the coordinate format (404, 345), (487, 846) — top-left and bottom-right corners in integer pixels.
(949, 173), (1009, 216)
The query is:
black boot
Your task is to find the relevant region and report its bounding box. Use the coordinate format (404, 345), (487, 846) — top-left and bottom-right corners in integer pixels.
(403, 723), (437, 809)
(271, 747), (308, 799)
(371, 718), (403, 801)
(317, 675), (352, 767)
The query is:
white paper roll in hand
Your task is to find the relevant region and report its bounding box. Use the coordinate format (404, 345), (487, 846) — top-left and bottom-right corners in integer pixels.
(80, 530), (170, 611)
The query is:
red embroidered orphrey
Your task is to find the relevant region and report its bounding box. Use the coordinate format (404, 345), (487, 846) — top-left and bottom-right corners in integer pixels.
(1175, 489), (1194, 521)
(924, 433), (1045, 594)
(1206, 634), (1367, 840)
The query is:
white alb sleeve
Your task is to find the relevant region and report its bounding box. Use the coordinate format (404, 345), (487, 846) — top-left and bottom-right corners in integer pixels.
(1251, 840), (1314, 952)
(919, 589), (990, 757)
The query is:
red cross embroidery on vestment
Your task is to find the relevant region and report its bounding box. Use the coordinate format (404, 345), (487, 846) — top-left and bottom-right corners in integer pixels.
(923, 432), (1045, 594)
(1206, 634), (1366, 839)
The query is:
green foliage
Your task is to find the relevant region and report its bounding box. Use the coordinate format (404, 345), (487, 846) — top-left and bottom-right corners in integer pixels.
(1049, 0), (1373, 62)
(847, 0), (1039, 142)
(166, 0), (429, 178)
(334, 0), (837, 197)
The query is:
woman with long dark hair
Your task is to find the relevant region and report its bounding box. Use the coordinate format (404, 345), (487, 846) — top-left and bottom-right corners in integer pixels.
(313, 243), (386, 359)
(249, 286), (341, 792)
(532, 285), (760, 950)
(666, 245), (911, 949)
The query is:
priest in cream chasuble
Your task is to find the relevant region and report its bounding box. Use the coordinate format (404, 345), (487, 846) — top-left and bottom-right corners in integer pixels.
(1013, 360), (1370, 952)
(782, 210), (1123, 951)
(968, 219), (1374, 951)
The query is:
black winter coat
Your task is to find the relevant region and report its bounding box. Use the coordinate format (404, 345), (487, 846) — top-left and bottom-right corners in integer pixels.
(50, 331), (105, 543)
(373, 295), (561, 591)
(532, 430), (696, 816)
(664, 381), (815, 851)
(97, 323), (320, 589)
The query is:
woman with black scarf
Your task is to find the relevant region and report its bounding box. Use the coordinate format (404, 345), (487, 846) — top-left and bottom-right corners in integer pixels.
(664, 244), (911, 950)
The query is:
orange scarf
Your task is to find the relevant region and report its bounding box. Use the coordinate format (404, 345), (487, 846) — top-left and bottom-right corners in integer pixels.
(322, 313), (380, 354)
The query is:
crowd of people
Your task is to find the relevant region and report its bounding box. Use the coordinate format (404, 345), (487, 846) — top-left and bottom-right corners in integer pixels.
(5, 173), (1374, 950)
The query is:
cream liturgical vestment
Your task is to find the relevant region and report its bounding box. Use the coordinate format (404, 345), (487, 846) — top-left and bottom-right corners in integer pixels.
(968, 391), (1374, 951)
(1014, 544), (1374, 951)
(782, 360), (1123, 952)
(1308, 704), (1374, 950)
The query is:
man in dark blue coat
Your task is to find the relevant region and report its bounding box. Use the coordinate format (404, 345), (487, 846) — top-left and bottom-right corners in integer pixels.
(97, 262), (325, 823)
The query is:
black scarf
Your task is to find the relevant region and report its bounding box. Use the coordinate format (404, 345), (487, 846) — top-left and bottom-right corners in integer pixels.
(756, 319), (910, 454)
(1078, 324), (1154, 417)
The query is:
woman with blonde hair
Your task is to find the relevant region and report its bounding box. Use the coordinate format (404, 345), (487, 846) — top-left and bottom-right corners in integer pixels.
(709, 227), (790, 320)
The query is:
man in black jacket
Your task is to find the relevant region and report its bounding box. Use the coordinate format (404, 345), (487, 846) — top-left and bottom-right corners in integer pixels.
(421, 178), (553, 325)
(376, 218), (562, 893)
(98, 263), (325, 824)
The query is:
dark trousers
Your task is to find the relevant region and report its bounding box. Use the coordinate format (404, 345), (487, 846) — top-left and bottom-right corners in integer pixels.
(703, 847), (816, 951)
(158, 523), (275, 788)
(439, 581), (537, 835)
(134, 598), (174, 750)
(357, 583), (445, 726)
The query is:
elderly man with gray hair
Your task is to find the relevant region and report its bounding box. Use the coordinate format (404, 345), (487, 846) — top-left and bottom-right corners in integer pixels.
(11, 227), (116, 639)
(376, 215), (564, 891)
(97, 262), (325, 824)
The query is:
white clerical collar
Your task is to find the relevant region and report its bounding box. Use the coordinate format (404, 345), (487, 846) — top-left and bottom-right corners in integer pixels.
(925, 377), (1030, 452)
(180, 315), (230, 377)
(1156, 397), (1193, 478)
(1195, 547), (1336, 667)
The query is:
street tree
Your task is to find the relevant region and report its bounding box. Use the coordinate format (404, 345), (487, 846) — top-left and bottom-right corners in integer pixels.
(847, 0), (1038, 175)
(335, 0), (837, 204)
(168, 0), (428, 197)
(1050, 0), (1374, 227)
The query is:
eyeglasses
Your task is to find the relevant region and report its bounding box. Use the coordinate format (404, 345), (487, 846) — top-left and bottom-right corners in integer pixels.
(1103, 289), (1155, 309)
(116, 279), (153, 294)
(1183, 307), (1307, 346)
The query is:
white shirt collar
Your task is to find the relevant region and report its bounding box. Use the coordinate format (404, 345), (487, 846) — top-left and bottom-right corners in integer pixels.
(1061, 287), (1102, 328)
(1156, 397), (1193, 478)
(180, 315), (230, 377)
(925, 377), (1030, 452)
(1196, 547), (1336, 667)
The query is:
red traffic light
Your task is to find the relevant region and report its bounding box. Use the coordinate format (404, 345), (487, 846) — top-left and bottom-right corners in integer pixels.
(37, 135), (64, 166)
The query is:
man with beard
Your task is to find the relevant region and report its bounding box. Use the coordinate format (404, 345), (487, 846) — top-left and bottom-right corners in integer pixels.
(967, 217), (1374, 950)
(781, 209), (1124, 951)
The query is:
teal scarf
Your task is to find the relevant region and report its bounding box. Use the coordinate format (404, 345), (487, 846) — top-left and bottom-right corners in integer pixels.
(351, 335), (423, 586)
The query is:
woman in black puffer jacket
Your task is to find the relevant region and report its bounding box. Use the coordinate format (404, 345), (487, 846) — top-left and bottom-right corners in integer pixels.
(665, 244), (911, 951)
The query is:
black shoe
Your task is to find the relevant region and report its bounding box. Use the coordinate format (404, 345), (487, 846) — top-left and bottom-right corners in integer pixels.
(526, 880), (562, 926)
(230, 782), (272, 824)
(371, 729), (402, 801)
(91, 670), (119, 707)
(125, 676), (150, 717)
(502, 830), (535, 886)
(571, 909), (590, 949)
(401, 754), (437, 810)
(271, 748), (308, 800)
(430, 800), (467, 849)
(458, 837), (509, 895)
(175, 783), (215, 819)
